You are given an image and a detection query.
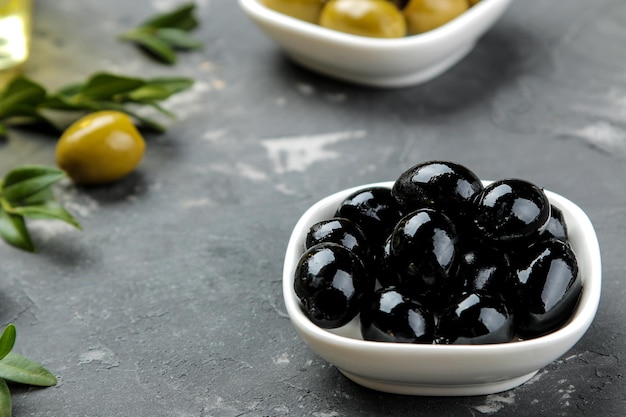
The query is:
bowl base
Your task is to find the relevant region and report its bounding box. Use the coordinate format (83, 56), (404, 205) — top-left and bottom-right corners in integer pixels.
(287, 42), (475, 88)
(339, 369), (538, 396)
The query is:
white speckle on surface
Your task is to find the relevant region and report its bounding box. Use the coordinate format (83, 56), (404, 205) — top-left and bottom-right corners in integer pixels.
(296, 83), (315, 95)
(28, 220), (77, 242)
(313, 411), (340, 417)
(274, 182), (296, 195)
(202, 129), (229, 142)
(262, 130), (366, 174)
(325, 93), (347, 103)
(180, 198), (213, 208)
(471, 392), (516, 414)
(209, 162), (268, 182)
(78, 345), (120, 369)
(57, 180), (100, 218)
(524, 369), (548, 385)
(569, 121), (626, 155)
(273, 352), (290, 365)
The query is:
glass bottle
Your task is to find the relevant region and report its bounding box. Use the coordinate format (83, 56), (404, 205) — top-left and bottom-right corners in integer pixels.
(0, 0), (33, 78)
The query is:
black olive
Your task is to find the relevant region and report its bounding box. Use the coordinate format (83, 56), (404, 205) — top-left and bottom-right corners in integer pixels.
(512, 238), (582, 339)
(541, 204), (569, 242)
(458, 246), (514, 303)
(436, 292), (515, 345)
(294, 243), (373, 329)
(391, 160), (483, 222)
(335, 186), (404, 252)
(389, 209), (460, 308)
(360, 287), (435, 343)
(371, 235), (401, 289)
(305, 217), (369, 260)
(473, 179), (551, 245)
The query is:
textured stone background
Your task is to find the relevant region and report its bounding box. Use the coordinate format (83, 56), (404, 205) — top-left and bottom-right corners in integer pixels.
(0, 0), (624, 415)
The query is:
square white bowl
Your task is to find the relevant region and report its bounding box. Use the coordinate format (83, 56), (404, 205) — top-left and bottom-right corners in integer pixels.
(239, 0), (512, 88)
(283, 181), (602, 396)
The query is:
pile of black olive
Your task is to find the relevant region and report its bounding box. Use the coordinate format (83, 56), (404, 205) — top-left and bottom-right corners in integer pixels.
(294, 160), (582, 345)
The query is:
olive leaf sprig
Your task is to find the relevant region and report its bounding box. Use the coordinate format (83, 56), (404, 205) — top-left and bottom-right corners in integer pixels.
(0, 324), (57, 417)
(119, 3), (203, 65)
(0, 165), (80, 252)
(0, 72), (194, 135)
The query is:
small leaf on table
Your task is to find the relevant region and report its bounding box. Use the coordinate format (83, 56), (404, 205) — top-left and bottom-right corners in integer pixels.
(140, 3), (199, 30)
(0, 208), (34, 252)
(13, 201), (82, 230)
(0, 325), (16, 361)
(0, 353), (57, 386)
(2, 166), (65, 204)
(78, 73), (147, 100)
(0, 379), (10, 417)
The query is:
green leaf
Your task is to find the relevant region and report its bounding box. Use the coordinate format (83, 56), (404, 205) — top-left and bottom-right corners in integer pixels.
(125, 84), (173, 102)
(0, 123), (7, 138)
(140, 3), (198, 30)
(123, 30), (177, 64)
(0, 353), (57, 386)
(0, 208), (34, 252)
(147, 77), (194, 94)
(0, 379), (11, 417)
(0, 76), (47, 115)
(154, 28), (203, 49)
(13, 201), (81, 230)
(127, 77), (194, 103)
(0, 325), (16, 361)
(78, 73), (146, 100)
(2, 166), (65, 204)
(20, 186), (54, 205)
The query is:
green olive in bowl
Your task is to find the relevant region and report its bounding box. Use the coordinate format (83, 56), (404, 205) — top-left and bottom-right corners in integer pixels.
(403, 0), (469, 34)
(319, 0), (407, 38)
(261, 0), (327, 23)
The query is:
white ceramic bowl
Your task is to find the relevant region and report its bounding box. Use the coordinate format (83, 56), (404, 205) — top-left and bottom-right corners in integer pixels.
(283, 181), (602, 396)
(239, 0), (512, 88)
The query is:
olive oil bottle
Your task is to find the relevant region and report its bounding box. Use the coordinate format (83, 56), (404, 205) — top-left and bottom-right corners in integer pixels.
(0, 0), (32, 75)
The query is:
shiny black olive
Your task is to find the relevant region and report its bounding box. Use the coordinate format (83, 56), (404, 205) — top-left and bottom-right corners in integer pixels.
(512, 238), (582, 339)
(360, 287), (435, 343)
(335, 186), (404, 251)
(372, 235), (401, 289)
(473, 179), (551, 245)
(541, 204), (569, 242)
(294, 243), (373, 328)
(458, 246), (514, 303)
(305, 217), (369, 260)
(436, 292), (515, 344)
(389, 209), (460, 307)
(391, 160), (483, 223)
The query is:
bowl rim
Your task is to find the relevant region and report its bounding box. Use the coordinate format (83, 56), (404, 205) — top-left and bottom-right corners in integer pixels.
(239, 0), (512, 50)
(283, 181), (602, 355)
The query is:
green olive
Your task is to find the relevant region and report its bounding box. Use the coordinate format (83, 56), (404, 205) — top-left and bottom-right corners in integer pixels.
(261, 0), (327, 24)
(319, 0), (406, 38)
(403, 0), (469, 34)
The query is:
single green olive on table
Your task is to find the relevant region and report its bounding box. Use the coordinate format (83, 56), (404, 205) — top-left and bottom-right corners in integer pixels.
(55, 111), (146, 185)
(0, 324), (57, 417)
(261, 0), (479, 38)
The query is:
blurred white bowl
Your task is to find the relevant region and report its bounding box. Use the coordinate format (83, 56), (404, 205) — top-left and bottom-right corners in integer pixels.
(239, 0), (512, 88)
(283, 181), (602, 396)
